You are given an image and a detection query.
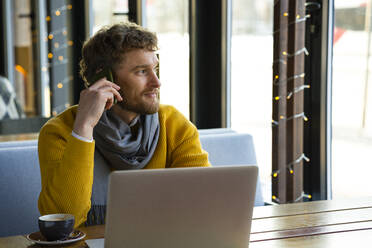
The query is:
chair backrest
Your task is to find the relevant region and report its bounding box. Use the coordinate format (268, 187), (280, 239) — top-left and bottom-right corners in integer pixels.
(0, 145), (41, 237)
(199, 132), (264, 206)
(0, 139), (37, 148)
(0, 130), (264, 237)
(198, 128), (236, 136)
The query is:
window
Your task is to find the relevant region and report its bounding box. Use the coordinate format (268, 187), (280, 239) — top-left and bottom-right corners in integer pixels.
(231, 0), (273, 201)
(145, 0), (189, 117)
(92, 0), (129, 34)
(2, 0), (75, 118)
(332, 0), (372, 198)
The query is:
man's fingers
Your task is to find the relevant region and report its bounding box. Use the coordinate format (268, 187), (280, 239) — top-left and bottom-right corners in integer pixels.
(100, 85), (123, 102)
(89, 77), (120, 91)
(110, 88), (123, 102)
(99, 91), (116, 110)
(87, 84), (123, 102)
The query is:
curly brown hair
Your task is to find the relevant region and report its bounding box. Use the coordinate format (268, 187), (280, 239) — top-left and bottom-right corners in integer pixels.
(79, 22), (158, 87)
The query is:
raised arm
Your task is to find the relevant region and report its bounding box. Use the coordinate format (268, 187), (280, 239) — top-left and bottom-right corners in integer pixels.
(38, 79), (122, 227)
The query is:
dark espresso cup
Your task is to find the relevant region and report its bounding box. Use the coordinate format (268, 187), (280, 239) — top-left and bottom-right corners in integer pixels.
(38, 214), (75, 241)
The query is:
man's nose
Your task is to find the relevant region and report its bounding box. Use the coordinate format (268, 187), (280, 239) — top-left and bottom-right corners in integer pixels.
(150, 71), (161, 88)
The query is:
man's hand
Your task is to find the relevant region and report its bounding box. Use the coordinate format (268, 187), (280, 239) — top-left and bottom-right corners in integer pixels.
(73, 78), (123, 140)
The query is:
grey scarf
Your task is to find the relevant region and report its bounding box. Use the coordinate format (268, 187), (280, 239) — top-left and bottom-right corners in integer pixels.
(86, 109), (159, 225)
(93, 109), (159, 170)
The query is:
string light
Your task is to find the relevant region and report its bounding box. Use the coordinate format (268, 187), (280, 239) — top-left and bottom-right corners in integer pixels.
(285, 112), (308, 121)
(286, 85), (310, 99)
(273, 72), (305, 85)
(287, 153), (310, 167)
(53, 104), (70, 115)
(291, 14), (311, 25)
(47, 28), (67, 38)
(47, 59), (69, 68)
(46, 3), (74, 116)
(272, 58), (287, 65)
(274, 85), (310, 101)
(272, 1), (314, 204)
(271, 153), (310, 179)
(283, 47), (309, 58)
(295, 192), (312, 202)
(304, 193), (312, 199)
(272, 170), (279, 178)
(52, 42), (72, 52)
(51, 4), (72, 16)
(273, 14), (311, 35)
(53, 77), (73, 89)
(272, 112), (309, 126)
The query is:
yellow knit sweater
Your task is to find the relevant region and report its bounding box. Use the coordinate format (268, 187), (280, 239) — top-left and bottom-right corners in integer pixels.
(38, 104), (210, 227)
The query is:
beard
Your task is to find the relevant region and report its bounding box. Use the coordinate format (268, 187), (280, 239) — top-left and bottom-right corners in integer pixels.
(117, 89), (160, 115)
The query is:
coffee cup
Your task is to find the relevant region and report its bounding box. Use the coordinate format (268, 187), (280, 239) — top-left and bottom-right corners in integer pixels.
(38, 214), (75, 241)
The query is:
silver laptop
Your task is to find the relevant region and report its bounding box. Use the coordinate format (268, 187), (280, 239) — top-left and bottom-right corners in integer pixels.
(87, 165), (258, 248)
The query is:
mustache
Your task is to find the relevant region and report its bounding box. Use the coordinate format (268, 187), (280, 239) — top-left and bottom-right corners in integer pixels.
(143, 88), (160, 94)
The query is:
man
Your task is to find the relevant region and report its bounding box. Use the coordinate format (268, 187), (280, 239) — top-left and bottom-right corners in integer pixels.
(38, 22), (210, 228)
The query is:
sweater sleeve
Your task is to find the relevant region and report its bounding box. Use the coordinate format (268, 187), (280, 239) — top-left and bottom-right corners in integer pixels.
(164, 106), (211, 168)
(38, 119), (95, 228)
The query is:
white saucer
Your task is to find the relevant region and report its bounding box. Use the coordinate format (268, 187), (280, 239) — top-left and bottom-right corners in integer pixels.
(26, 230), (86, 246)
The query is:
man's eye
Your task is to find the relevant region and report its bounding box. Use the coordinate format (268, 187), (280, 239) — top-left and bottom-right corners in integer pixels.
(138, 70), (146, 74)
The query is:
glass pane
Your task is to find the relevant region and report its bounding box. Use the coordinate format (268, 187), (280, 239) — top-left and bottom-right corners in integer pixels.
(10, 0), (74, 118)
(92, 0), (128, 34)
(13, 0), (35, 117)
(332, 0), (372, 198)
(231, 0), (273, 201)
(47, 0), (74, 116)
(145, 0), (189, 117)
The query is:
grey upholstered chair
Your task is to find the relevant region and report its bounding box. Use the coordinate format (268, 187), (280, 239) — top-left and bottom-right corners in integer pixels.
(0, 129), (264, 237)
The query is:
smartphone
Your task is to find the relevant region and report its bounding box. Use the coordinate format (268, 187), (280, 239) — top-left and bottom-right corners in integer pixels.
(87, 68), (118, 104)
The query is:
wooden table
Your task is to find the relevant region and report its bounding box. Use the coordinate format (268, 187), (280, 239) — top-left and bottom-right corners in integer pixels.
(1, 197), (372, 247)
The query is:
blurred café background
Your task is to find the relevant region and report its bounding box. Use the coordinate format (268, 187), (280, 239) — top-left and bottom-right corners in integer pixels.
(0, 0), (371, 203)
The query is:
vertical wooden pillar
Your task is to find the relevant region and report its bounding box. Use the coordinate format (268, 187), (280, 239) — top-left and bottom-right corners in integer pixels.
(286, 0), (306, 202)
(272, 0), (289, 204)
(272, 0), (307, 203)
